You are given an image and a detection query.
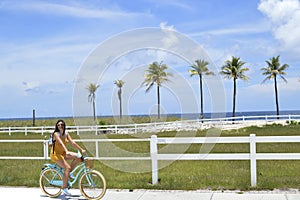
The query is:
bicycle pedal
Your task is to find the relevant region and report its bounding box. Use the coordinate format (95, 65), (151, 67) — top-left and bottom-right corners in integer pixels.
(69, 172), (75, 179)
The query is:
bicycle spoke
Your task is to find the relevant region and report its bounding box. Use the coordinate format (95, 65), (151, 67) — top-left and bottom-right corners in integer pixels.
(79, 170), (106, 199)
(39, 168), (62, 198)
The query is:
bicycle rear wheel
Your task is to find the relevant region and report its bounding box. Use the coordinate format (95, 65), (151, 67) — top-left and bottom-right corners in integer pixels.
(79, 170), (106, 200)
(39, 168), (62, 198)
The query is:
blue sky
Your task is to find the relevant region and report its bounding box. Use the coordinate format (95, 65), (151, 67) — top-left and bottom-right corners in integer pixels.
(0, 0), (299, 119)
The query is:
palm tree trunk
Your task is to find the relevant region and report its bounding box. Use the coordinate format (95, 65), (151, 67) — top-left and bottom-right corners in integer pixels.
(119, 95), (122, 119)
(157, 85), (160, 120)
(232, 78), (237, 121)
(274, 75), (280, 119)
(93, 100), (96, 121)
(199, 74), (204, 119)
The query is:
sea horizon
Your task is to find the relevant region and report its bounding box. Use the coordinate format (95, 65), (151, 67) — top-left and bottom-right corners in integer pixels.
(1, 109), (300, 121)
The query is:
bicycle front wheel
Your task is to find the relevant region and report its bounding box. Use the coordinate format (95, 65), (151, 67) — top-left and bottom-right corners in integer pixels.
(79, 170), (106, 200)
(39, 168), (63, 198)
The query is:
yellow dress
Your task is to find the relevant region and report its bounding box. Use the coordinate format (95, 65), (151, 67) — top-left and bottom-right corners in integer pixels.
(50, 132), (68, 162)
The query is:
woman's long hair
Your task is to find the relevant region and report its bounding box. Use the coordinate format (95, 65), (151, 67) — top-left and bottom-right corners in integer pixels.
(54, 119), (66, 135)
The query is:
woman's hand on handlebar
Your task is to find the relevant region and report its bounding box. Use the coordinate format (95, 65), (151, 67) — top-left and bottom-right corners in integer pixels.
(81, 149), (86, 155)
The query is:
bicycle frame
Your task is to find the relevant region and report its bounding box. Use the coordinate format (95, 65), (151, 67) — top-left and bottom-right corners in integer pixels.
(41, 161), (91, 188)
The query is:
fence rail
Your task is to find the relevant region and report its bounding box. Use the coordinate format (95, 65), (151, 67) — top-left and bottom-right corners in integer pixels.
(0, 138), (150, 161)
(1, 114), (300, 135)
(1, 134), (300, 187)
(150, 134), (300, 187)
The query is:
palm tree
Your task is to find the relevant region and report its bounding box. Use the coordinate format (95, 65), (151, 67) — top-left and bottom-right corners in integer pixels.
(86, 83), (99, 121)
(189, 59), (215, 119)
(220, 56), (249, 119)
(114, 79), (125, 119)
(143, 61), (172, 119)
(261, 55), (289, 117)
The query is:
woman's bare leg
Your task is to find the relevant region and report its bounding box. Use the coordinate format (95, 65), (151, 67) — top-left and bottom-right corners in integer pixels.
(56, 159), (71, 189)
(70, 158), (81, 171)
(65, 152), (82, 171)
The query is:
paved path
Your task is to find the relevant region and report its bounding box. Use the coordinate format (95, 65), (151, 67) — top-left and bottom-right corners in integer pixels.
(1, 187), (300, 200)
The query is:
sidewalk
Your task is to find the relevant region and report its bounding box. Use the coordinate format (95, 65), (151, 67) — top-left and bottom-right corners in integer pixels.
(1, 187), (300, 200)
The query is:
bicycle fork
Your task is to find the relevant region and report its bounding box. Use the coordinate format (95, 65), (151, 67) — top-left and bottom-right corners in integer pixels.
(85, 171), (96, 187)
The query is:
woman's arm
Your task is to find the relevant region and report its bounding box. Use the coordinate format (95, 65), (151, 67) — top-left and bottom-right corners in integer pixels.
(67, 133), (85, 153)
(53, 132), (68, 153)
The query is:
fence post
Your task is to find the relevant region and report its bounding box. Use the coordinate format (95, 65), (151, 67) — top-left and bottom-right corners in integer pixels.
(95, 141), (99, 158)
(9, 127), (11, 136)
(43, 140), (48, 160)
(41, 127), (44, 136)
(25, 127), (28, 136)
(135, 124), (137, 134)
(77, 126), (80, 136)
(250, 134), (257, 187)
(150, 135), (158, 184)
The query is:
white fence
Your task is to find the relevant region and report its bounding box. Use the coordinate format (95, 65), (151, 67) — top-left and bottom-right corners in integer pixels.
(0, 138), (150, 160)
(1, 134), (300, 187)
(0, 114), (299, 135)
(150, 134), (300, 187)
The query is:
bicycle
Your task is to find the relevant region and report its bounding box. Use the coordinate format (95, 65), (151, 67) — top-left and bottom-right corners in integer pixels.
(39, 153), (106, 200)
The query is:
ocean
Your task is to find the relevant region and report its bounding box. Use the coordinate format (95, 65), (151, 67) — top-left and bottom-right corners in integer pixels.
(177, 110), (300, 120)
(2, 110), (300, 121)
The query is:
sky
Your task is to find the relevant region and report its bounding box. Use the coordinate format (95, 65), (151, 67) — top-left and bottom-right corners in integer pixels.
(0, 0), (300, 119)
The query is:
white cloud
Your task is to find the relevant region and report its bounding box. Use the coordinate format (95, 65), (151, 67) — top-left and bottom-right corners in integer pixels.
(258, 0), (300, 53)
(279, 77), (300, 92)
(145, 0), (193, 11)
(160, 22), (176, 31)
(0, 35), (93, 66)
(242, 77), (300, 98)
(233, 77), (300, 111)
(0, 0), (151, 19)
(22, 81), (40, 94)
(190, 24), (270, 37)
(0, 35), (95, 88)
(159, 22), (180, 49)
(0, 63), (75, 96)
(258, 0), (299, 23)
(205, 44), (242, 70)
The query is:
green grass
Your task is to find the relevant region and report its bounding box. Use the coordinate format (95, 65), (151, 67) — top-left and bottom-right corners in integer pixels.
(1, 122), (300, 190)
(0, 116), (180, 127)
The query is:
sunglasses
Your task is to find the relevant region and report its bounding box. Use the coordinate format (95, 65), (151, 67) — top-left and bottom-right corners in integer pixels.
(57, 123), (64, 127)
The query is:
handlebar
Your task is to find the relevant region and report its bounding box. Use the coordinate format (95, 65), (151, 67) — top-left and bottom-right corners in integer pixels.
(77, 150), (87, 161)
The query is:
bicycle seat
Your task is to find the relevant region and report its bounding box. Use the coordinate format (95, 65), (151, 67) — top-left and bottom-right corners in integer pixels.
(43, 163), (61, 170)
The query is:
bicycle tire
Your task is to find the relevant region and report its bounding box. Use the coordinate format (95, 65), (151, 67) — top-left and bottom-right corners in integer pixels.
(39, 168), (63, 198)
(79, 170), (106, 200)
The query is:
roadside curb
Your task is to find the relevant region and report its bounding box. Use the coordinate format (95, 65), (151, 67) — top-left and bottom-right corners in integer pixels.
(1, 186), (300, 200)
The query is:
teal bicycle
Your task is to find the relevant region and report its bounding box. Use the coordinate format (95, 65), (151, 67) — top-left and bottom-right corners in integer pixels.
(39, 155), (106, 200)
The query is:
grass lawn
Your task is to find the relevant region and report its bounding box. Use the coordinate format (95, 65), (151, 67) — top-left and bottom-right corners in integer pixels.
(0, 122), (300, 190)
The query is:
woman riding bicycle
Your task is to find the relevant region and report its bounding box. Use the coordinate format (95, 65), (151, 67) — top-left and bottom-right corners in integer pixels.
(50, 119), (86, 196)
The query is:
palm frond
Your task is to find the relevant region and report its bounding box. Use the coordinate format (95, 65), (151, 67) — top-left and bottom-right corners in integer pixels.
(114, 79), (125, 88)
(188, 59), (214, 77)
(143, 61), (172, 91)
(220, 56), (249, 81)
(261, 76), (271, 84)
(279, 75), (288, 83)
(261, 55), (288, 82)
